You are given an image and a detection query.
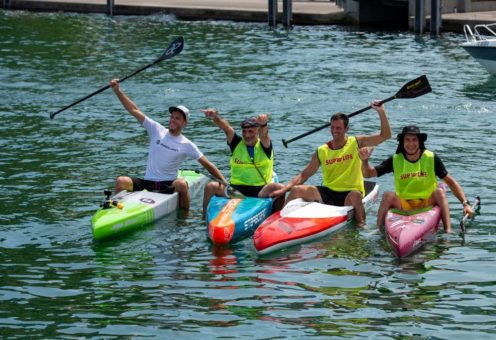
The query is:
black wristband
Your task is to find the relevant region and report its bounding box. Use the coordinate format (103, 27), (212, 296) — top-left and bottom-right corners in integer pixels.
(260, 123), (268, 127)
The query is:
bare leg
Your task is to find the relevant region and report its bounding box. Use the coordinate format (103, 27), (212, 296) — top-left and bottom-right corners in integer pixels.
(258, 182), (284, 197)
(377, 191), (401, 228)
(284, 185), (323, 207)
(115, 176), (133, 194)
(259, 183), (285, 212)
(173, 178), (189, 210)
(345, 190), (365, 226)
(430, 188), (451, 233)
(202, 181), (226, 219)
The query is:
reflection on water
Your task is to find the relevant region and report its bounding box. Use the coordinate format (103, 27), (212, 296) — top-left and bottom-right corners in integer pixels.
(1, 9), (496, 338)
(463, 76), (496, 100)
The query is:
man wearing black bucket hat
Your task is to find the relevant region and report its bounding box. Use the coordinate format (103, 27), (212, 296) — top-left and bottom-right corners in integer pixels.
(201, 108), (284, 217)
(360, 125), (474, 232)
(109, 79), (225, 210)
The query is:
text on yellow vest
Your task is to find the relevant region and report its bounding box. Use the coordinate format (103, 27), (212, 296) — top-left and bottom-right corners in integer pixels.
(317, 136), (365, 196)
(230, 139), (273, 186)
(393, 150), (437, 200)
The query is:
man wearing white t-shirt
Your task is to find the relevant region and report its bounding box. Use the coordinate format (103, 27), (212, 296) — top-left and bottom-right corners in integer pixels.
(109, 79), (225, 210)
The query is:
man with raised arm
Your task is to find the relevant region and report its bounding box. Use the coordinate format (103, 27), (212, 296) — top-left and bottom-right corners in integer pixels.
(109, 79), (225, 210)
(271, 101), (392, 227)
(359, 125), (474, 232)
(201, 108), (285, 217)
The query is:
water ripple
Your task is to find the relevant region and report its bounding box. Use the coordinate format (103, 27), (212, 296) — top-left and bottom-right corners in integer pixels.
(1, 9), (495, 338)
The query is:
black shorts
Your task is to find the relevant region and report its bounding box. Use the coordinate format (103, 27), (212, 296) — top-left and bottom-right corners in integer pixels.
(316, 186), (351, 206)
(131, 177), (175, 194)
(231, 185), (264, 197)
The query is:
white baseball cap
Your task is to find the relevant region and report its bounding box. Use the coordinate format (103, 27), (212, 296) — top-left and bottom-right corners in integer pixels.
(169, 105), (190, 121)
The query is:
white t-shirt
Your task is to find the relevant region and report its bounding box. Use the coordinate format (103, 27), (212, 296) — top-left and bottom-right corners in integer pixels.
(142, 116), (203, 181)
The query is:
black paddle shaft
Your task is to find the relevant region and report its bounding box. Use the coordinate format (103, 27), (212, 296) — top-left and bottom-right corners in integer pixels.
(281, 96), (396, 148)
(282, 75), (432, 148)
(49, 63), (156, 119)
(194, 170), (244, 198)
(49, 36), (184, 120)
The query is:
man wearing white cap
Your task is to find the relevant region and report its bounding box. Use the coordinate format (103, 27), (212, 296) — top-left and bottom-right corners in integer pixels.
(109, 79), (225, 210)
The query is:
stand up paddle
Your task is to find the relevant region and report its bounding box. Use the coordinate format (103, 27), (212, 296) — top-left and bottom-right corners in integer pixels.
(50, 36), (184, 120)
(460, 196), (481, 235)
(194, 170), (244, 198)
(282, 75), (432, 147)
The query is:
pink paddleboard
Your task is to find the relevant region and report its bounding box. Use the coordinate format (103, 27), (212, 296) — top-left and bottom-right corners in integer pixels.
(385, 184), (446, 258)
(385, 206), (441, 258)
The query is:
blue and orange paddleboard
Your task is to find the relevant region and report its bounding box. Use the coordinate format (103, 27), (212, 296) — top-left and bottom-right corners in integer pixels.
(207, 196), (273, 245)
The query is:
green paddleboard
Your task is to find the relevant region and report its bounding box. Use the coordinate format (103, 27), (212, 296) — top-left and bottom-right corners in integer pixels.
(92, 170), (207, 240)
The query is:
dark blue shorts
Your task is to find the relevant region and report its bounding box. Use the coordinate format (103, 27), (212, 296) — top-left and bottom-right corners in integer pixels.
(231, 184), (264, 197)
(316, 186), (351, 206)
(131, 177), (175, 194)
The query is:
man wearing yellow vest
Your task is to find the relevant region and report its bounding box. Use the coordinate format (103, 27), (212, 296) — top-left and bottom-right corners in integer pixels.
(201, 108), (285, 217)
(360, 125), (474, 232)
(271, 101), (392, 227)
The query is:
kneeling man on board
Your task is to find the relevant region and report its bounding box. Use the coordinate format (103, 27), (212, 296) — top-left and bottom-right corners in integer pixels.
(271, 101), (392, 227)
(201, 108), (285, 217)
(109, 79), (225, 210)
(359, 125), (474, 232)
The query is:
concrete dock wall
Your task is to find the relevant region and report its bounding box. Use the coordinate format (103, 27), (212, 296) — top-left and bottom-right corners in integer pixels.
(3, 0), (496, 32)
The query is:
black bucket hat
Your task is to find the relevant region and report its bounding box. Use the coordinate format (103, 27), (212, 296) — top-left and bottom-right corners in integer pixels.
(396, 125), (427, 142)
(240, 117), (260, 128)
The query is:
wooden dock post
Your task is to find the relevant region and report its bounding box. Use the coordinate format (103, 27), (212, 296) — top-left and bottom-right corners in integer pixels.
(268, 0), (277, 27)
(107, 0), (114, 16)
(414, 0), (425, 34)
(283, 0), (293, 28)
(430, 0), (441, 35)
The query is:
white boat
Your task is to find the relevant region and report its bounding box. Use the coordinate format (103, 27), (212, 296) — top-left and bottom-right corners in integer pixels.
(461, 23), (496, 75)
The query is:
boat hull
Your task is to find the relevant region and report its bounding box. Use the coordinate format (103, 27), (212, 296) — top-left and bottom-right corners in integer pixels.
(384, 206), (441, 258)
(461, 42), (496, 75)
(207, 196), (273, 245)
(253, 181), (379, 255)
(92, 170), (207, 240)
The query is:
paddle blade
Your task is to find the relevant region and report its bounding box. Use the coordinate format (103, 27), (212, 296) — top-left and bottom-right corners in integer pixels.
(50, 37), (184, 120)
(395, 75), (431, 99)
(158, 36), (184, 62)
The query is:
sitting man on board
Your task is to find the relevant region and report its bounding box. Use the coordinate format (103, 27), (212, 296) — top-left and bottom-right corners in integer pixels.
(271, 101), (392, 227)
(109, 79), (225, 210)
(359, 125), (474, 232)
(201, 108), (285, 217)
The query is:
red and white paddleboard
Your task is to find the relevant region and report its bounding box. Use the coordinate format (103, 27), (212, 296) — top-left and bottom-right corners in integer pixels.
(253, 181), (379, 255)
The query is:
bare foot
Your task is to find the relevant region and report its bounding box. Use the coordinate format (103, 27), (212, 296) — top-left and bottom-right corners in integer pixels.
(356, 221), (366, 228)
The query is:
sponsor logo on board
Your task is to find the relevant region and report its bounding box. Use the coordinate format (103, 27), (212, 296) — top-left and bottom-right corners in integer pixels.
(244, 210), (269, 231)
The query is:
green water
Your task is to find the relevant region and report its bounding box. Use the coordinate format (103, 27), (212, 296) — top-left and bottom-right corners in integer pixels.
(1, 9), (495, 338)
